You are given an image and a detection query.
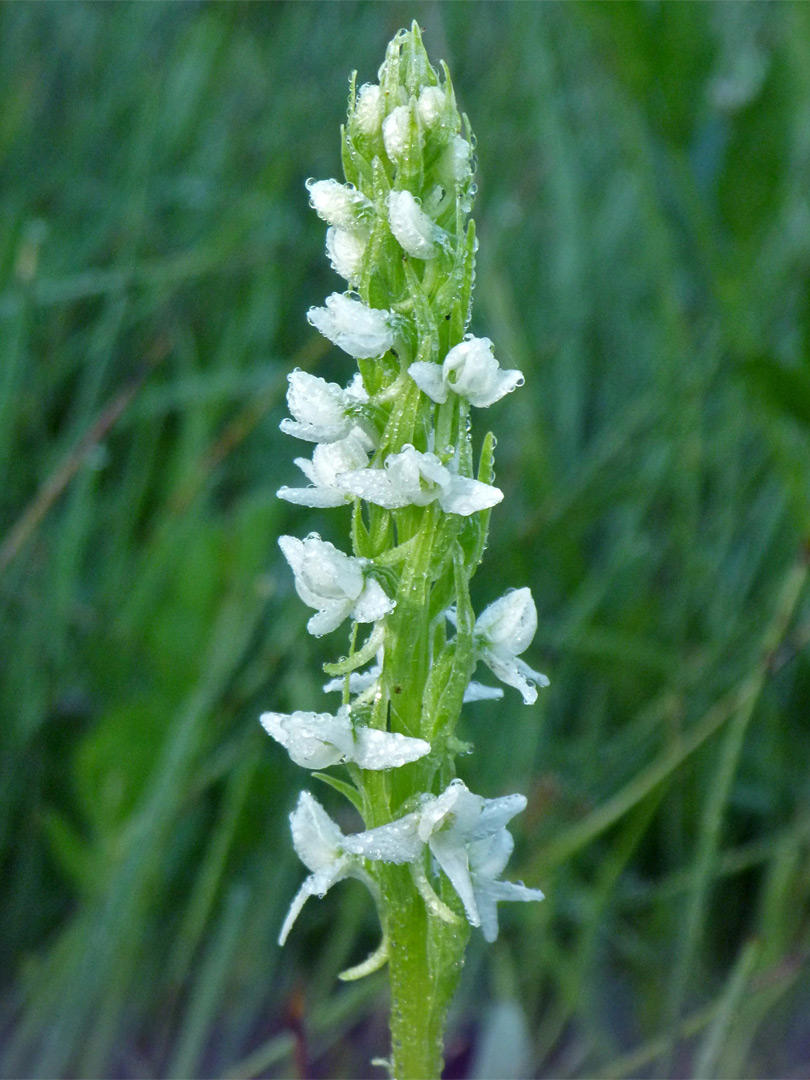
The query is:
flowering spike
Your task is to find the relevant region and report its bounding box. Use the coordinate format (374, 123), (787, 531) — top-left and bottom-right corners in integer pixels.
(260, 25), (547, 1077)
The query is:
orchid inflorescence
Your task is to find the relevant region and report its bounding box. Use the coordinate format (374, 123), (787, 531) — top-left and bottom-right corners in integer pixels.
(261, 23), (546, 1076)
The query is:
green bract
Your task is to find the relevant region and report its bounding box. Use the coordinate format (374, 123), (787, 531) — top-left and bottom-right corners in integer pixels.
(262, 23), (546, 1079)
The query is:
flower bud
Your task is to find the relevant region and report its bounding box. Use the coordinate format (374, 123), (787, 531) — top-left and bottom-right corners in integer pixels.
(382, 104), (416, 162)
(306, 178), (373, 230)
(354, 82), (385, 136)
(307, 293), (394, 359)
(387, 190), (438, 259)
(326, 226), (368, 284)
(416, 85), (446, 129)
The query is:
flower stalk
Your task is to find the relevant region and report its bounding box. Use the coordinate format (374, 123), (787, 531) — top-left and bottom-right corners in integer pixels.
(262, 24), (546, 1079)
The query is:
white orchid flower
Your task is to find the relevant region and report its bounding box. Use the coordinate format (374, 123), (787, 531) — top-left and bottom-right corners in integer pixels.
(277, 428), (373, 508)
(280, 370), (369, 444)
(387, 190), (439, 260)
(307, 293), (395, 359)
(409, 336), (524, 408)
(338, 445), (503, 517)
(260, 705), (430, 771)
(305, 178), (373, 230)
(343, 779), (541, 938)
(278, 533), (395, 637)
(279, 792), (372, 945)
(474, 588), (549, 704)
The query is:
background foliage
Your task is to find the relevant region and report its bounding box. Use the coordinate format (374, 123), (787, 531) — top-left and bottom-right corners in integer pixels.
(2, 2), (809, 1077)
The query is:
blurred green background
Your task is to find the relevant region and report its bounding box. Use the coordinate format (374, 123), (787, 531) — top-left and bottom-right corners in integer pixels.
(2, 2), (810, 1077)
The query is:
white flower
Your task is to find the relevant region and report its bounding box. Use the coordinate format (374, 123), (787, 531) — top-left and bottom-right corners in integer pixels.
(382, 104), (414, 162)
(278, 792), (371, 945)
(305, 178), (373, 230)
(260, 705), (430, 770)
(474, 588), (549, 704)
(280, 370), (368, 444)
(326, 226), (369, 284)
(387, 190), (439, 260)
(338, 445), (503, 517)
(307, 293), (395, 359)
(354, 83), (384, 136)
(344, 779), (543, 938)
(409, 336), (524, 408)
(277, 429), (373, 508)
(416, 85), (446, 129)
(279, 533), (395, 636)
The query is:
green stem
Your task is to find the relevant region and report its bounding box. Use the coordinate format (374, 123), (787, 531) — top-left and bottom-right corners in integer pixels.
(381, 866), (468, 1080)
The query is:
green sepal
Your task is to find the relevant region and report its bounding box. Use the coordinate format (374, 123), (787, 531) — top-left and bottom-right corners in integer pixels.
(352, 499), (372, 558)
(380, 371), (421, 457)
(312, 771), (365, 815)
(397, 100), (425, 194)
(339, 934), (389, 981)
(427, 548), (476, 739)
(342, 125), (373, 187)
(368, 504), (394, 557)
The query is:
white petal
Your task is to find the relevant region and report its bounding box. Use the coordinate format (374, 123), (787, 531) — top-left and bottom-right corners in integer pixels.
(468, 828), (515, 881)
(387, 190), (438, 259)
(337, 467), (408, 510)
(481, 652), (539, 704)
(290, 791), (345, 871)
(437, 135), (472, 187)
(352, 727), (430, 769)
(416, 85), (446, 128)
(438, 475), (504, 517)
(260, 710), (354, 769)
(429, 829), (480, 927)
(278, 877), (316, 945)
(352, 577), (396, 623)
(408, 361), (449, 404)
(470, 794), (527, 841)
(307, 293), (394, 359)
(343, 812), (423, 863)
(473, 877), (544, 943)
(463, 681), (504, 703)
(277, 485), (350, 508)
(298, 535), (365, 602)
(476, 588), (538, 657)
(307, 599), (355, 637)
